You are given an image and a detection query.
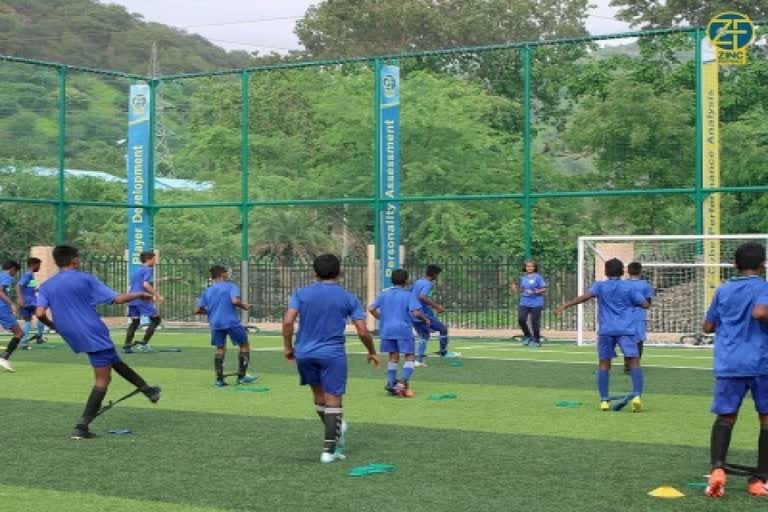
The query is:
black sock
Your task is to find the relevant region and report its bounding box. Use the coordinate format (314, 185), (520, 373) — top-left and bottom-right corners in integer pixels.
(142, 316), (161, 344)
(238, 351), (250, 378)
(76, 386), (107, 430)
(125, 319), (140, 347)
(711, 418), (734, 469)
(112, 360), (149, 390)
(1, 337), (20, 359)
(323, 407), (342, 453)
(215, 354), (224, 380)
(756, 426), (768, 481)
(315, 403), (326, 423)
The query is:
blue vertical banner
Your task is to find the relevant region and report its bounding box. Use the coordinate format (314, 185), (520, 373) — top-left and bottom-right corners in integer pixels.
(127, 84), (152, 279)
(378, 65), (401, 289)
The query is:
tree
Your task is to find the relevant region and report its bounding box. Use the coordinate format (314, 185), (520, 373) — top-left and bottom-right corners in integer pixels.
(296, 0), (590, 58)
(610, 0), (768, 29)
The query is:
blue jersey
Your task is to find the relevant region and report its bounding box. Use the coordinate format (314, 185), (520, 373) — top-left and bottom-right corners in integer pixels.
(197, 281), (242, 330)
(36, 270), (118, 353)
(589, 278), (647, 336)
(0, 271), (14, 314)
(288, 281), (365, 359)
(412, 278), (436, 318)
(519, 272), (547, 308)
(128, 266), (153, 306)
(626, 278), (654, 340)
(705, 276), (768, 378)
(370, 287), (422, 340)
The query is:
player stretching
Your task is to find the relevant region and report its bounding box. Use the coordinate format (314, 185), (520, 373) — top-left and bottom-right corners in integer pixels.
(556, 258), (649, 412)
(282, 254), (379, 463)
(704, 243), (768, 497)
(412, 264), (457, 366)
(35, 245), (161, 439)
(123, 251), (162, 353)
(369, 269), (429, 397)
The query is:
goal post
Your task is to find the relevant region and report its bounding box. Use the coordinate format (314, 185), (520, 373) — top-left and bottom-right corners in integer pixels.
(576, 234), (768, 346)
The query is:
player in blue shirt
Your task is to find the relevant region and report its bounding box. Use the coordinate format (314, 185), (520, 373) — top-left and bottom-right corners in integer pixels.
(283, 254), (380, 464)
(512, 260), (548, 347)
(35, 246), (161, 439)
(703, 243), (768, 498)
(195, 265), (256, 387)
(123, 251), (162, 353)
(556, 258), (649, 412)
(0, 260), (23, 372)
(412, 264), (457, 366)
(369, 268), (430, 397)
(623, 262), (654, 372)
(16, 257), (46, 350)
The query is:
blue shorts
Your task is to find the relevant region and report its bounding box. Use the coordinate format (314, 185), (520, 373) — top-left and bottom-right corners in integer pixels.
(211, 325), (248, 347)
(128, 303), (158, 318)
(296, 356), (347, 396)
(20, 305), (36, 321)
(413, 317), (447, 338)
(87, 347), (121, 368)
(711, 376), (768, 415)
(597, 335), (639, 360)
(0, 308), (17, 330)
(380, 337), (416, 355)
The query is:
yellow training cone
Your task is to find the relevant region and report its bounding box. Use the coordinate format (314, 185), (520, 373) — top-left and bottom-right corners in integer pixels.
(648, 486), (685, 498)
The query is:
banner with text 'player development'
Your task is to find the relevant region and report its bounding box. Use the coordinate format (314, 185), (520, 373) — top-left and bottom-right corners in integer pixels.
(127, 84), (152, 281)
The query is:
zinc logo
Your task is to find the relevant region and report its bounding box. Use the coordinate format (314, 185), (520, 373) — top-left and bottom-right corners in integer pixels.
(707, 12), (755, 65)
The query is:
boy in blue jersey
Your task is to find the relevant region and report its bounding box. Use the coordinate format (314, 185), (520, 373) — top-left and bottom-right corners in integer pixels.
(195, 265), (256, 387)
(123, 251), (162, 353)
(412, 264), (456, 366)
(624, 262), (654, 372)
(282, 254), (380, 464)
(369, 268), (429, 397)
(556, 258), (649, 412)
(512, 260), (548, 347)
(16, 257), (46, 350)
(35, 245), (161, 439)
(703, 243), (768, 498)
(0, 260), (23, 372)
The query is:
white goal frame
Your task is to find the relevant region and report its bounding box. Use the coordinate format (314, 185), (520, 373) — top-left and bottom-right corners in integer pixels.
(576, 234), (768, 346)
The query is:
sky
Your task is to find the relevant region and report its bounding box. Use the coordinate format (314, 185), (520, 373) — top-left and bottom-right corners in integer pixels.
(103, 0), (632, 54)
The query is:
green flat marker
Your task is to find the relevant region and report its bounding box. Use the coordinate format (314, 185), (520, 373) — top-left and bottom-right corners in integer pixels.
(348, 464), (396, 477)
(427, 393), (458, 401)
(449, 361), (464, 367)
(234, 385), (270, 392)
(555, 400), (583, 408)
(687, 482), (707, 489)
(38, 344), (59, 349)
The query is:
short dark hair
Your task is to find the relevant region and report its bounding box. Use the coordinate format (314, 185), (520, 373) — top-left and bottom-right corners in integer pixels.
(140, 251), (156, 263)
(604, 258), (624, 278)
(26, 257), (41, 267)
(391, 269), (408, 286)
(734, 243), (766, 271)
(426, 264), (442, 278)
(52, 245), (79, 267)
(2, 260), (20, 271)
(209, 265), (228, 279)
(313, 254), (340, 279)
(522, 260), (538, 272)
(627, 262), (642, 276)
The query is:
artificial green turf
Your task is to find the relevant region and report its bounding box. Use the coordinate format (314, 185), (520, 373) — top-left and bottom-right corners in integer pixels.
(0, 333), (761, 512)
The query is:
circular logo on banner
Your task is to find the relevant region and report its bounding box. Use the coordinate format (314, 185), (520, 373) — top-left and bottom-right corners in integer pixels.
(707, 12), (754, 51)
(131, 94), (147, 115)
(382, 74), (397, 99)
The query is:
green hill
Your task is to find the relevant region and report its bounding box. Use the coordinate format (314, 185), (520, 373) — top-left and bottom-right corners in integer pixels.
(0, 0), (253, 74)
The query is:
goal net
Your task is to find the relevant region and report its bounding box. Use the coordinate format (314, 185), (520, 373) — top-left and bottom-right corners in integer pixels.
(577, 235), (768, 346)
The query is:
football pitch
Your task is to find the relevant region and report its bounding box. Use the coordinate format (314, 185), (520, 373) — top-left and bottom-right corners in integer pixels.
(1, 333), (764, 511)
